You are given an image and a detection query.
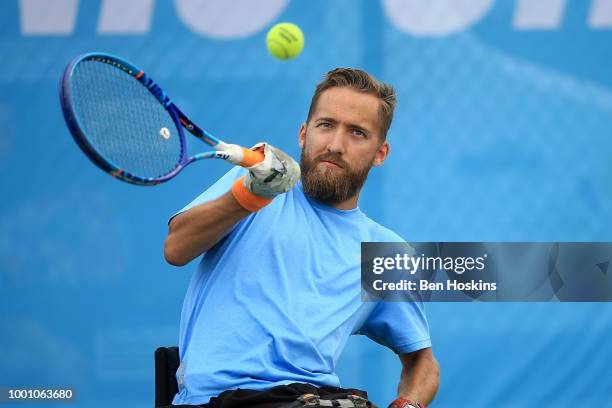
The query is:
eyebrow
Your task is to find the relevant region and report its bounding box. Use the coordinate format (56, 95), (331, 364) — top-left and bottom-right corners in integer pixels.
(314, 117), (372, 136)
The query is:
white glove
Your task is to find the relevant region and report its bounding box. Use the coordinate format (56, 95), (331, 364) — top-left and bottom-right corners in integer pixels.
(242, 142), (300, 199)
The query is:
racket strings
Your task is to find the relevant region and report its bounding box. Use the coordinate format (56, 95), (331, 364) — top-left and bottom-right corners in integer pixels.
(70, 60), (182, 179)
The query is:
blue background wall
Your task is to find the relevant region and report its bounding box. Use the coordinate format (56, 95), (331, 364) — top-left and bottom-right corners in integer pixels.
(1, 0), (612, 406)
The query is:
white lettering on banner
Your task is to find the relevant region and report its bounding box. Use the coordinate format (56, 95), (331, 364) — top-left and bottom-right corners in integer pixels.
(381, 0), (494, 36)
(174, 0), (287, 38)
(513, 0), (566, 29)
(20, 0), (287, 37)
(20, 0), (79, 35)
(98, 0), (155, 34)
(18, 0), (612, 37)
(590, 0), (612, 28)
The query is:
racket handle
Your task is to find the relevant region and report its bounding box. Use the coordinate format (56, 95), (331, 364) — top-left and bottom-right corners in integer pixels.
(239, 147), (265, 167)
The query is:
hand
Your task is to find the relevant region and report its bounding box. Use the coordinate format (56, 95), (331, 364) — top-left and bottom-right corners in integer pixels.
(231, 143), (300, 212)
(387, 397), (425, 408)
(242, 142), (300, 198)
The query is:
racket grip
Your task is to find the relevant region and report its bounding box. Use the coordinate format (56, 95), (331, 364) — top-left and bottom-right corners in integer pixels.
(239, 147), (265, 168)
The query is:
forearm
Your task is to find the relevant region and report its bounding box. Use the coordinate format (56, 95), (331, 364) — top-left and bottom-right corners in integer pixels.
(164, 191), (250, 266)
(397, 350), (440, 406)
(164, 143), (299, 266)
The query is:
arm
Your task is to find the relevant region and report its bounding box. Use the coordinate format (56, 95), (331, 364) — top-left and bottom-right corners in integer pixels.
(164, 143), (300, 267)
(164, 190), (250, 266)
(392, 348), (440, 407)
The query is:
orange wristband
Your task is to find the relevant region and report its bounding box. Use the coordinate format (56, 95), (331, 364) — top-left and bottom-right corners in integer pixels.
(231, 176), (272, 212)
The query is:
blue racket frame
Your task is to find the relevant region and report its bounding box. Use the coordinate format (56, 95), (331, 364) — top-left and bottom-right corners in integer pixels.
(60, 52), (229, 185)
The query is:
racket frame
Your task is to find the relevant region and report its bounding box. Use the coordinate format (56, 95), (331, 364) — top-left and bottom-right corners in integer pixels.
(60, 52), (252, 185)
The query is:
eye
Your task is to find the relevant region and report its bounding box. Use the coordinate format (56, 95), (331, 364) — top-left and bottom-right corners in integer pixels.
(352, 129), (366, 138)
(317, 121), (332, 129)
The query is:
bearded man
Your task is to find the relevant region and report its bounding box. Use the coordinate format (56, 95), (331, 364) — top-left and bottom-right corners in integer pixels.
(163, 68), (439, 408)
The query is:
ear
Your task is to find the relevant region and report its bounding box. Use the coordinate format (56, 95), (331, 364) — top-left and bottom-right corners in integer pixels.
(373, 141), (389, 167)
(298, 122), (307, 149)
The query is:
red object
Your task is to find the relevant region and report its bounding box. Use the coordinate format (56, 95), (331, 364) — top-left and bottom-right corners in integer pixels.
(388, 397), (425, 408)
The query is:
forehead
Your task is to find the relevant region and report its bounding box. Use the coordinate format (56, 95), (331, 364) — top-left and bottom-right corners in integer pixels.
(312, 87), (381, 131)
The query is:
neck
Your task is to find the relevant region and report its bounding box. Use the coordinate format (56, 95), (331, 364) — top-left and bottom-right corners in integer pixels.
(329, 194), (359, 210)
(304, 188), (360, 210)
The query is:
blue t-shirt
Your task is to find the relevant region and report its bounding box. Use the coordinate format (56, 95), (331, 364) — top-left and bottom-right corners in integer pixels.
(171, 167), (431, 405)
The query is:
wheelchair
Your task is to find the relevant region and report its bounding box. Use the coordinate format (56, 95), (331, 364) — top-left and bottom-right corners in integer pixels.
(154, 347), (376, 408)
(154, 346), (180, 407)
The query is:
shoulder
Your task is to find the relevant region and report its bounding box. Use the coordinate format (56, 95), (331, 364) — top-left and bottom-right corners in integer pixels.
(359, 214), (405, 243)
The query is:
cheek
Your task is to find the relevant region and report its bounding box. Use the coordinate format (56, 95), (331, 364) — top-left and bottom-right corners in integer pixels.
(301, 139), (318, 163)
(303, 134), (324, 156)
(348, 147), (377, 169)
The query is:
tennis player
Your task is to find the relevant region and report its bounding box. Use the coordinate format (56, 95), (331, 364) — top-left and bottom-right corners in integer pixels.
(164, 68), (439, 408)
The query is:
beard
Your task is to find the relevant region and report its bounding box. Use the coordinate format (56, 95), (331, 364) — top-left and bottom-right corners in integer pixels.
(300, 147), (375, 205)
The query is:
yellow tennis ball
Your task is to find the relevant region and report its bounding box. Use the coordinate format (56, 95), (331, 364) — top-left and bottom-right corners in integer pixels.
(266, 22), (304, 60)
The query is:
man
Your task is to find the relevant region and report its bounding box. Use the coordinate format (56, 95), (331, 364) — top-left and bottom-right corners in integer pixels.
(164, 68), (439, 408)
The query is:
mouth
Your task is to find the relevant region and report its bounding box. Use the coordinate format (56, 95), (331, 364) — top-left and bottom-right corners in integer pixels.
(318, 159), (343, 169)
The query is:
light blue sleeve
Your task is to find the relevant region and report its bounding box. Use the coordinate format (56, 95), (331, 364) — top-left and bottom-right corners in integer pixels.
(356, 225), (431, 354)
(357, 301), (431, 354)
(168, 166), (246, 224)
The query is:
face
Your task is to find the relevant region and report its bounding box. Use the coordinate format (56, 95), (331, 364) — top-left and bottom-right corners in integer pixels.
(299, 87), (390, 206)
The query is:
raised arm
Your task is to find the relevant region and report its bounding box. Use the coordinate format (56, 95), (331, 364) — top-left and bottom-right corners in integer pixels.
(164, 143), (300, 267)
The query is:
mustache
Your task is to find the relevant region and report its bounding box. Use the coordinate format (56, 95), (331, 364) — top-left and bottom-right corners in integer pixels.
(314, 153), (348, 169)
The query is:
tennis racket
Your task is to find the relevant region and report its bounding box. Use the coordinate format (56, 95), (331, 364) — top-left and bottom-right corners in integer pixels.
(59, 52), (264, 186)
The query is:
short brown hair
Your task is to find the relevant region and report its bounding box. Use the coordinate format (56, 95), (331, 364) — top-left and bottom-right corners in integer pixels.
(306, 68), (396, 140)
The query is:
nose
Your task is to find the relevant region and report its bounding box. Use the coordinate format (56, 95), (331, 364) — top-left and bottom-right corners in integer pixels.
(326, 127), (345, 155)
